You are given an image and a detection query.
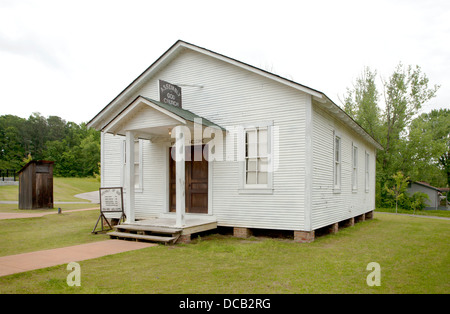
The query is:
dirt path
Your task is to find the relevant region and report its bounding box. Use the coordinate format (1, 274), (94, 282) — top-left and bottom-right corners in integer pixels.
(0, 240), (156, 277)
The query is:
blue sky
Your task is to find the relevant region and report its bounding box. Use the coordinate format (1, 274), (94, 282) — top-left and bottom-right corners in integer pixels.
(1, 0), (449, 123)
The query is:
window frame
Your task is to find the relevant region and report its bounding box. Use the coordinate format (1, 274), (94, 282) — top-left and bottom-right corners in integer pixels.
(333, 131), (342, 193)
(352, 143), (358, 192)
(365, 151), (370, 193)
(239, 121), (274, 195)
(121, 138), (143, 193)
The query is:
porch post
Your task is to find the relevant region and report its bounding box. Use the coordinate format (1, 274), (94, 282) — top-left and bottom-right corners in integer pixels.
(125, 130), (135, 223)
(175, 126), (186, 227)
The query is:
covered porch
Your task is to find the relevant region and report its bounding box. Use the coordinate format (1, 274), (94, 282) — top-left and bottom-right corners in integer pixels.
(102, 96), (224, 242)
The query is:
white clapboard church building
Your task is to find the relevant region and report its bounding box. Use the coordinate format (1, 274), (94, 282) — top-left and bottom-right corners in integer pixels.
(87, 40), (382, 243)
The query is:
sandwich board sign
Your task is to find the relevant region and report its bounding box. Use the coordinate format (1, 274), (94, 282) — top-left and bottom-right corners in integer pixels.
(92, 187), (125, 233)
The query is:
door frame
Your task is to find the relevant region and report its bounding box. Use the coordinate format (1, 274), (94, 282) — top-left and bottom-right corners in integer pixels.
(165, 143), (213, 215)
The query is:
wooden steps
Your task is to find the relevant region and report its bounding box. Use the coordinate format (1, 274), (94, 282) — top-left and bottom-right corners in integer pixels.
(108, 224), (182, 244)
(108, 231), (178, 243)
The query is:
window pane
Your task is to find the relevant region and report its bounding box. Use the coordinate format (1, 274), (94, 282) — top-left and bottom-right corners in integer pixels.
(247, 158), (257, 171)
(335, 137), (340, 162)
(134, 141), (139, 163)
(246, 130), (257, 157)
(259, 157), (268, 172)
(134, 175), (139, 188)
(246, 171), (257, 184)
(258, 171), (268, 184)
(335, 165), (338, 185)
(258, 128), (268, 157)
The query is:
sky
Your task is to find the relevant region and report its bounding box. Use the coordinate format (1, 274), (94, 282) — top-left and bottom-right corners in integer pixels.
(0, 0), (449, 124)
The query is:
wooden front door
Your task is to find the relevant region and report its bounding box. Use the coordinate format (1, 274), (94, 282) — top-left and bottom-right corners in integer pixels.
(169, 145), (208, 214)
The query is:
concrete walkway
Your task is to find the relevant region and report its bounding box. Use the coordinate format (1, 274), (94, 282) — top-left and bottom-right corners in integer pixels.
(0, 240), (156, 277)
(74, 191), (100, 203)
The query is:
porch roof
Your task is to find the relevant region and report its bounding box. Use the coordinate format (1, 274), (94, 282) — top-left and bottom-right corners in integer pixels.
(102, 95), (226, 137)
(139, 96), (225, 131)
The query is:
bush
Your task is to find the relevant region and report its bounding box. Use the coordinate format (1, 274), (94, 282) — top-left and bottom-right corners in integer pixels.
(410, 192), (430, 212)
(398, 191), (430, 212)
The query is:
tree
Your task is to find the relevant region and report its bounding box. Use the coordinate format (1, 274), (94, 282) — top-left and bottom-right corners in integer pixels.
(341, 63), (442, 207)
(0, 115), (27, 169)
(410, 192), (430, 214)
(407, 109), (450, 187)
(342, 66), (381, 141)
(380, 63), (440, 177)
(0, 113), (100, 177)
(384, 171), (409, 213)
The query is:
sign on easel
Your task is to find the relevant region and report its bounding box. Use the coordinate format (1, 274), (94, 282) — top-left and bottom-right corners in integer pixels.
(92, 187), (125, 233)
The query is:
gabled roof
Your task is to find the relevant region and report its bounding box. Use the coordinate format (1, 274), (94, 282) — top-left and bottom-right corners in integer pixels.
(141, 96), (225, 130)
(411, 181), (447, 192)
(88, 40), (383, 150)
(102, 95), (225, 134)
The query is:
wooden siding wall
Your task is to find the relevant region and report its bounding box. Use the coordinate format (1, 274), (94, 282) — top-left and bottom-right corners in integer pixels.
(102, 133), (168, 219)
(311, 105), (376, 230)
(102, 49), (308, 230)
(101, 49), (377, 231)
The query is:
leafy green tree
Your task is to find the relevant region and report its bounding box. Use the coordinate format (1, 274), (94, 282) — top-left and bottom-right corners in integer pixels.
(0, 113), (100, 177)
(384, 171), (409, 213)
(0, 115), (27, 169)
(407, 109), (450, 187)
(342, 63), (443, 208)
(380, 63), (440, 178)
(342, 66), (381, 141)
(410, 192), (430, 214)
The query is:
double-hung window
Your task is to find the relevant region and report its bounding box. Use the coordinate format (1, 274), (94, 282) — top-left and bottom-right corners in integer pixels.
(365, 151), (370, 192)
(352, 144), (358, 192)
(334, 133), (341, 192)
(245, 127), (268, 186)
(239, 122), (273, 194)
(121, 138), (143, 192)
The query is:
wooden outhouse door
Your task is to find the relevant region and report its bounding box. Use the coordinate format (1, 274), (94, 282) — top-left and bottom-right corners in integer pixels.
(169, 145), (208, 214)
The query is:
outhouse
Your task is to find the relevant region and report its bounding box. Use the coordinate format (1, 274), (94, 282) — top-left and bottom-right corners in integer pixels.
(18, 160), (54, 209)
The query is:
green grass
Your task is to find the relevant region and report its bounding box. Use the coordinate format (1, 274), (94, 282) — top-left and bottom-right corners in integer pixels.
(0, 203), (98, 214)
(0, 209), (106, 257)
(52, 177), (100, 202)
(0, 212), (448, 294)
(0, 185), (20, 201)
(376, 207), (450, 218)
(0, 177), (100, 202)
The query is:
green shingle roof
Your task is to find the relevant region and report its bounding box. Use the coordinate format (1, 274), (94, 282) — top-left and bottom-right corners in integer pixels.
(141, 96), (225, 130)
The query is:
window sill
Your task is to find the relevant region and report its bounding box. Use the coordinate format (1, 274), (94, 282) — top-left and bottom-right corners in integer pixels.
(238, 188), (273, 195)
(333, 188), (341, 194)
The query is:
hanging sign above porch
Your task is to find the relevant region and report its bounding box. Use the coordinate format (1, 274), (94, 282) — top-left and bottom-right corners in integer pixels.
(159, 79), (182, 108)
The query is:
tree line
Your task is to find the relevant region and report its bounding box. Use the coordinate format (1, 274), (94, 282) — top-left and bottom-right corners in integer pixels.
(0, 113), (100, 177)
(341, 63), (449, 208)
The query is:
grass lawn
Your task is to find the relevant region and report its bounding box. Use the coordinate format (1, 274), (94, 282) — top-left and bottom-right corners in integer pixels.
(376, 207), (450, 218)
(0, 209), (106, 257)
(0, 211), (448, 294)
(0, 177), (100, 202)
